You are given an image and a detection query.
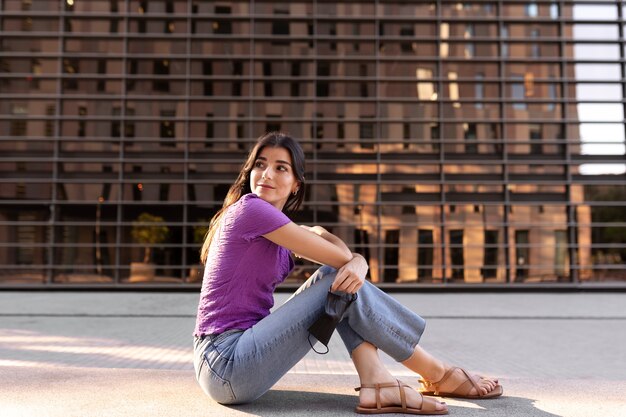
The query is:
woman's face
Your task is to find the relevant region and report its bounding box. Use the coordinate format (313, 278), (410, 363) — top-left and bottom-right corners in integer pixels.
(250, 146), (299, 210)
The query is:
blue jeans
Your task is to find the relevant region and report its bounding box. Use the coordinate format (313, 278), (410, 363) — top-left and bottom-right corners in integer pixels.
(193, 266), (426, 404)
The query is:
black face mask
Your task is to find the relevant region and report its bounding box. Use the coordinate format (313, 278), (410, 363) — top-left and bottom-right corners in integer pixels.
(308, 290), (358, 354)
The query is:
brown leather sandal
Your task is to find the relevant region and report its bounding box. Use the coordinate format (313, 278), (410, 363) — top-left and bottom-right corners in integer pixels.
(355, 379), (448, 415)
(419, 367), (503, 399)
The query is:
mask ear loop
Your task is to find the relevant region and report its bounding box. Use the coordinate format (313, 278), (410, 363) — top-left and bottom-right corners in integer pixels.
(307, 291), (358, 355)
(308, 333), (329, 355)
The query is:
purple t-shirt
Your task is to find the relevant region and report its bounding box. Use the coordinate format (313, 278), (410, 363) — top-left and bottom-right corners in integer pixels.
(194, 193), (294, 336)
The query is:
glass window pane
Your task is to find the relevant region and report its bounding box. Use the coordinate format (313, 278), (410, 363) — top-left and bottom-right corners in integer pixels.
(572, 24), (619, 41)
(573, 4), (617, 21)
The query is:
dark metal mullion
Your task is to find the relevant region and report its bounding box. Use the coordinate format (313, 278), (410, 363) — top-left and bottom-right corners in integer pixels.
(618, 2), (626, 289)
(114, 0), (130, 284)
(437, 1), (447, 284)
(562, 0), (578, 283)
(46, 8), (64, 285)
(375, 0), (383, 282)
(5, 8), (626, 20)
(499, 1), (511, 284)
(617, 0), (626, 179)
(181, 0), (191, 282)
(313, 1), (318, 226)
(248, 5), (254, 155)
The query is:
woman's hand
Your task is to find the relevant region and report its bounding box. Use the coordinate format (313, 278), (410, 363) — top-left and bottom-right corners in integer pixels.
(331, 253), (369, 294)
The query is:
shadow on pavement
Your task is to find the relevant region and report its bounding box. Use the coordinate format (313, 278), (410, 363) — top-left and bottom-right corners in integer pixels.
(226, 390), (356, 416)
(444, 395), (564, 417)
(227, 391), (564, 417)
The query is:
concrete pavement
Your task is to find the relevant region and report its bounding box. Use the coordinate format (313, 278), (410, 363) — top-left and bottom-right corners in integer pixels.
(1, 291), (625, 417)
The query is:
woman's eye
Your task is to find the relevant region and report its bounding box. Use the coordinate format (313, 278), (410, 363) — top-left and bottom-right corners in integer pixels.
(254, 161), (264, 168)
(277, 165), (287, 172)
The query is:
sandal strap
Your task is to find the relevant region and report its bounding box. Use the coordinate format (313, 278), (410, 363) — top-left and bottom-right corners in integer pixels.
(397, 380), (406, 411)
(456, 368), (482, 396)
(354, 380), (412, 411)
(432, 366), (459, 387)
(355, 381), (407, 391)
(421, 366), (485, 397)
(420, 395), (441, 413)
(419, 366), (457, 394)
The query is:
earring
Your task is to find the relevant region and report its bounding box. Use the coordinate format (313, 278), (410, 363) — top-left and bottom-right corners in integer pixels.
(292, 189), (298, 196)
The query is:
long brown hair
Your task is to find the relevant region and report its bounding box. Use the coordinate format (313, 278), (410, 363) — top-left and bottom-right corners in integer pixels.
(200, 132), (306, 264)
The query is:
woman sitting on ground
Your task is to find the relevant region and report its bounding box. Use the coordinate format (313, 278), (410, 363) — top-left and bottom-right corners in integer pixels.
(193, 132), (502, 415)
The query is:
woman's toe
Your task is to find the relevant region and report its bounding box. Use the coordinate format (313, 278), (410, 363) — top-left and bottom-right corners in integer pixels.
(479, 381), (494, 394)
(437, 401), (448, 412)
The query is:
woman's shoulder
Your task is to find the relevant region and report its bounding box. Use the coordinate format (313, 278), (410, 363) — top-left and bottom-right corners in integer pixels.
(239, 193), (278, 212)
(227, 193), (257, 212)
(239, 192), (259, 204)
(225, 193), (277, 221)
(228, 194), (290, 238)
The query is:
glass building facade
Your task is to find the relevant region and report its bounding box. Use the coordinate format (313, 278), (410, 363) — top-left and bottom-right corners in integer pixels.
(1, 0), (624, 288)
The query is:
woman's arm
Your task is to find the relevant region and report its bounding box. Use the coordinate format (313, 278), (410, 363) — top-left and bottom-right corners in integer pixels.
(263, 222), (368, 293)
(263, 222), (352, 269)
(296, 225), (352, 261)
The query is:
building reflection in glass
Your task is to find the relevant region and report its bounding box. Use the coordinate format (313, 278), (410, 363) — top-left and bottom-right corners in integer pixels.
(0, 1), (624, 286)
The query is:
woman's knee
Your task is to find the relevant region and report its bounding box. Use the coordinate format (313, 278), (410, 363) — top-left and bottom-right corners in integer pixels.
(289, 265), (336, 299)
(306, 265), (336, 286)
(316, 265), (336, 280)
(318, 265), (336, 274)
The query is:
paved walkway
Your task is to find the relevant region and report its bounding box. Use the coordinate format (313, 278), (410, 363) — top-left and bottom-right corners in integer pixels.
(1, 291), (625, 416)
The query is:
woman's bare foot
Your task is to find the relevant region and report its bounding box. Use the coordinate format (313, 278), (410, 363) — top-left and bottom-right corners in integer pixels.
(421, 366), (502, 398)
(358, 380), (448, 413)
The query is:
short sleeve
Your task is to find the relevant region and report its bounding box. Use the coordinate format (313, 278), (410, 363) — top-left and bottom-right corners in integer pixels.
(236, 194), (291, 241)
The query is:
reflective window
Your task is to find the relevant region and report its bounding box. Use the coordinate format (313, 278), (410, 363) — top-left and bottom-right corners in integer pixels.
(1, 1), (624, 286)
